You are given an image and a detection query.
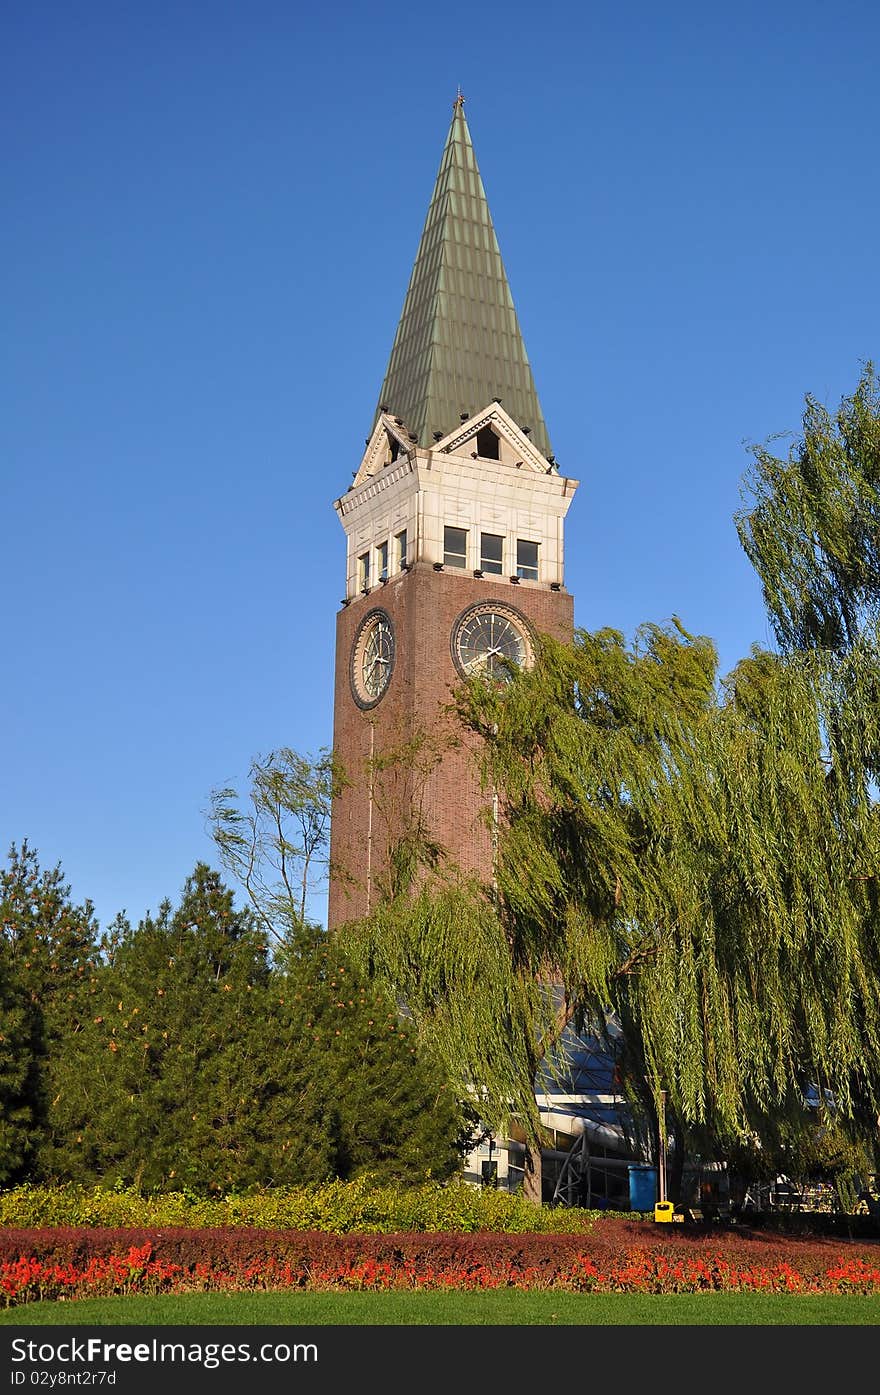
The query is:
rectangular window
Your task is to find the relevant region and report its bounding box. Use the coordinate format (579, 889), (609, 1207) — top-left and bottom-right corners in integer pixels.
(516, 539), (539, 580)
(378, 540), (389, 582)
(443, 525), (468, 568)
(480, 532), (504, 574)
(396, 529), (408, 569)
(358, 551), (370, 590)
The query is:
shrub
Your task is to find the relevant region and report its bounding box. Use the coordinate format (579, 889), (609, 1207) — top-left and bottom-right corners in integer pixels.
(2, 1223), (880, 1307)
(0, 1180), (612, 1234)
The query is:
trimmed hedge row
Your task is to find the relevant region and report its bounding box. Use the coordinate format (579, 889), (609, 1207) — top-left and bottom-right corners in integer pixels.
(2, 1183), (875, 1243)
(0, 1181), (613, 1234)
(0, 1220), (862, 1267)
(3, 1223), (880, 1306)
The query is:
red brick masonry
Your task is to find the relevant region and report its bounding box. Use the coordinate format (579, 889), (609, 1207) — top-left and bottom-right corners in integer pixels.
(328, 564), (573, 928)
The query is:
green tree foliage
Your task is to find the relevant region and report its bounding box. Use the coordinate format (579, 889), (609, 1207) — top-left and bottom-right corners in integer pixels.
(45, 864), (469, 1191)
(0, 842), (98, 1182)
(207, 747), (473, 1185)
(45, 863), (318, 1191)
(349, 623), (880, 1192)
(724, 1096), (875, 1203)
(731, 363), (880, 1171)
(736, 363), (880, 655)
(0, 942), (32, 1183)
(208, 748), (342, 943)
(274, 936), (472, 1185)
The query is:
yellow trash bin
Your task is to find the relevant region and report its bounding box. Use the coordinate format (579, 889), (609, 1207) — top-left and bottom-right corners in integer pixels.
(654, 1201), (675, 1223)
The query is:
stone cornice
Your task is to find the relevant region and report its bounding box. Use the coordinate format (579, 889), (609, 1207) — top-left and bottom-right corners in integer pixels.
(335, 456), (415, 518)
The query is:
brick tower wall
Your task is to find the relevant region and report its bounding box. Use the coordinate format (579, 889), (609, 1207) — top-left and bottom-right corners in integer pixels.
(328, 563), (573, 930)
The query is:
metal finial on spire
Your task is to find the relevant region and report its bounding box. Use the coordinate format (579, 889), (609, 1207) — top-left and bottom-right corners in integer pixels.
(453, 86), (465, 112)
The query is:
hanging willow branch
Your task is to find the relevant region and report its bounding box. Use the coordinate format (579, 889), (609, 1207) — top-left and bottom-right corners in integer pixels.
(346, 619), (880, 1154)
(736, 362), (880, 657)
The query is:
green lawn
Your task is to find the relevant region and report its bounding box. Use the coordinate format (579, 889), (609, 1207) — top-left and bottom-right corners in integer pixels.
(3, 1290), (880, 1325)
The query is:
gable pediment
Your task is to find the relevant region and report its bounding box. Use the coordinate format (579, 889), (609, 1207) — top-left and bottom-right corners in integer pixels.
(351, 414), (417, 488)
(433, 401), (555, 474)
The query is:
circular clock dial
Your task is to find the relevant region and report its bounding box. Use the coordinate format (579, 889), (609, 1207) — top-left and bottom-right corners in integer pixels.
(452, 603), (532, 682)
(351, 608), (395, 708)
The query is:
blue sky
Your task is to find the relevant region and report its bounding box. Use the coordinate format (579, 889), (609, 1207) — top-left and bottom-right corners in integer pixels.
(3, 0), (878, 930)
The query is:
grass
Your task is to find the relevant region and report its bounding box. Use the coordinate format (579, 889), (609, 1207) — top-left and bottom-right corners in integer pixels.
(3, 1290), (880, 1325)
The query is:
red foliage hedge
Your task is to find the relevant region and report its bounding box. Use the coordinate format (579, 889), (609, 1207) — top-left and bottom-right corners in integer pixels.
(2, 1220), (879, 1306)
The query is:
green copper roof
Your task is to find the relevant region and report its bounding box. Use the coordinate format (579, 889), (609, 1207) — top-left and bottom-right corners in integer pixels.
(374, 101), (551, 459)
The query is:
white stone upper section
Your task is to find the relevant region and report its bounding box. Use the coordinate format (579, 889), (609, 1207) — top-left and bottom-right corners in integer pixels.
(334, 404), (578, 600)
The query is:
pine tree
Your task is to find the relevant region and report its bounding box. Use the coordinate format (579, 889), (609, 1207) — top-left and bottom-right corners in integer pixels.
(49, 864), (470, 1190)
(0, 842), (98, 1181)
(50, 864), (327, 1190)
(0, 940), (32, 1183)
(277, 936), (472, 1184)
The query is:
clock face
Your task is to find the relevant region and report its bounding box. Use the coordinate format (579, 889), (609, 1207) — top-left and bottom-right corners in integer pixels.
(351, 608), (395, 708)
(451, 602), (533, 682)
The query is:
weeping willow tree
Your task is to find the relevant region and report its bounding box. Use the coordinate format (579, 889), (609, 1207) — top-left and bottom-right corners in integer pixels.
(348, 620), (880, 1202)
(728, 362), (880, 1189)
(736, 362), (880, 658)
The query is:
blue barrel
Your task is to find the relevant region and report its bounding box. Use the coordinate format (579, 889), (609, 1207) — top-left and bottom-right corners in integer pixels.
(628, 1164), (658, 1211)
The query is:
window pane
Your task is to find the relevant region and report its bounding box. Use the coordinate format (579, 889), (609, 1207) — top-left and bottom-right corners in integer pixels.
(480, 532), (503, 573)
(396, 529), (407, 568)
(359, 552), (370, 588)
(378, 541), (388, 581)
(516, 539), (538, 580)
(444, 526), (468, 568)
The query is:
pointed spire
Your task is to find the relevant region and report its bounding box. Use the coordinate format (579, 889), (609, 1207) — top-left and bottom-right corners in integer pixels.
(374, 101), (551, 458)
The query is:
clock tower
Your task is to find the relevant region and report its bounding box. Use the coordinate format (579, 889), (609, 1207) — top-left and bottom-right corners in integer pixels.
(328, 98), (578, 930)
